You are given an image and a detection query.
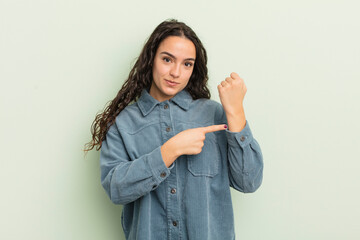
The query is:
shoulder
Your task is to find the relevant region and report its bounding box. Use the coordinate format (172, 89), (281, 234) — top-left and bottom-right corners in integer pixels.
(189, 98), (225, 124)
(111, 102), (143, 133)
(191, 98), (222, 109)
(193, 98), (224, 113)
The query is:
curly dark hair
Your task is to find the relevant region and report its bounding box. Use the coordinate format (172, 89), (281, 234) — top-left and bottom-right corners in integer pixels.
(84, 19), (210, 153)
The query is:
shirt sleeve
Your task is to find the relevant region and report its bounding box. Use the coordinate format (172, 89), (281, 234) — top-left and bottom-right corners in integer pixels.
(100, 124), (173, 205)
(216, 103), (264, 193)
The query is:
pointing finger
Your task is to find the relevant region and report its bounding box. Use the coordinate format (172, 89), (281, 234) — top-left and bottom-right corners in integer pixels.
(202, 124), (227, 134)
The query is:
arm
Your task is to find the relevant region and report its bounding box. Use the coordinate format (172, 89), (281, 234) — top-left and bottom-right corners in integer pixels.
(100, 125), (172, 205)
(161, 124), (227, 167)
(224, 118), (263, 193)
(218, 72), (264, 193)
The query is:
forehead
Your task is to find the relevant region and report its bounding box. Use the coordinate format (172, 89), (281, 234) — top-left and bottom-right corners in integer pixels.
(157, 36), (196, 58)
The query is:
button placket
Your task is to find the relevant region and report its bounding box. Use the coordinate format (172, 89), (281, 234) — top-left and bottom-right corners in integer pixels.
(160, 102), (173, 137)
(159, 101), (180, 239)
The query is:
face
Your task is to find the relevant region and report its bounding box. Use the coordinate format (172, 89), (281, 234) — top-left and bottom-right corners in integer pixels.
(149, 36), (196, 102)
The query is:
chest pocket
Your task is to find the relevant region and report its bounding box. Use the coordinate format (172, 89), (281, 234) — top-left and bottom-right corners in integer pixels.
(179, 122), (221, 177)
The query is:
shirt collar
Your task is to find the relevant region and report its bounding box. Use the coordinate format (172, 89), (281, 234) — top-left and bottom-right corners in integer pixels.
(170, 88), (193, 111)
(137, 88), (193, 116)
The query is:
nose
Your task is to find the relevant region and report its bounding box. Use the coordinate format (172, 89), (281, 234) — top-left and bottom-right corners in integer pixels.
(170, 63), (180, 78)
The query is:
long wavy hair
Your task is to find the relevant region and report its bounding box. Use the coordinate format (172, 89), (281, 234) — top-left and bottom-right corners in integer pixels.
(84, 19), (210, 153)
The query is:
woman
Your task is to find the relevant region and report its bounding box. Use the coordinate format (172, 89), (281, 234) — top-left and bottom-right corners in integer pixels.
(85, 19), (263, 240)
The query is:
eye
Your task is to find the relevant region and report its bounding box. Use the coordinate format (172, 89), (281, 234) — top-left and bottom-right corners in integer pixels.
(163, 57), (171, 63)
(185, 62), (193, 67)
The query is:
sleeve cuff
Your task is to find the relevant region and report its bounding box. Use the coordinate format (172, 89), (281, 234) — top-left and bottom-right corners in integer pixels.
(147, 146), (173, 186)
(225, 120), (254, 148)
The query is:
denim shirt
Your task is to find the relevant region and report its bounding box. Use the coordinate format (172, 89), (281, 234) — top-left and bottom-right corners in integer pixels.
(100, 88), (263, 240)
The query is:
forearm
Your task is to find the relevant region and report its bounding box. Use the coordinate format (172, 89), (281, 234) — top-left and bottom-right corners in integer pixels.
(225, 105), (246, 132)
(101, 145), (171, 205)
(224, 120), (263, 193)
(227, 138), (263, 193)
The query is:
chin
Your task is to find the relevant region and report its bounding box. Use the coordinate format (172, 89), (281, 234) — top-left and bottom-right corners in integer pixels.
(162, 86), (181, 96)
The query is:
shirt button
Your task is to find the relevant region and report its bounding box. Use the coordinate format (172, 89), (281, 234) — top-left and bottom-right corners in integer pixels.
(171, 188), (176, 194)
(164, 104), (169, 109)
(166, 127), (171, 132)
(172, 221), (177, 227)
(160, 172), (167, 178)
(240, 136), (246, 142)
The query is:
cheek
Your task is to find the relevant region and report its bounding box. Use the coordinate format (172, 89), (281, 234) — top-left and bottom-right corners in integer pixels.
(153, 61), (167, 78)
(155, 62), (169, 75)
(183, 69), (194, 81)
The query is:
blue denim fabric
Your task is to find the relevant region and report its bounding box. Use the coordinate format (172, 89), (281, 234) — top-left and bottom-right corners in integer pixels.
(100, 88), (263, 240)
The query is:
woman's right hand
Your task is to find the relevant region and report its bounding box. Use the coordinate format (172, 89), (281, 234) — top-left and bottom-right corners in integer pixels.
(160, 124), (227, 167)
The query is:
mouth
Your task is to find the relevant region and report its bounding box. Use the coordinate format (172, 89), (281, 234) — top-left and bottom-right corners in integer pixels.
(165, 79), (179, 86)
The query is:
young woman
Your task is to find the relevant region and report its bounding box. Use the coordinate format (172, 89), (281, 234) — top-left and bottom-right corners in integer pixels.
(85, 19), (263, 240)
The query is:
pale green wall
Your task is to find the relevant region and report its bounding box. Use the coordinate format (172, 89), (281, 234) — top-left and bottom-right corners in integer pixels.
(1, 0), (360, 239)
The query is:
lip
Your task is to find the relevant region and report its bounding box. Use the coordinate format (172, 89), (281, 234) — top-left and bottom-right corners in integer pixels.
(165, 79), (179, 86)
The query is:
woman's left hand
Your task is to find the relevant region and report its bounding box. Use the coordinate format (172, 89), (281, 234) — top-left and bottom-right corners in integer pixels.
(217, 72), (247, 115)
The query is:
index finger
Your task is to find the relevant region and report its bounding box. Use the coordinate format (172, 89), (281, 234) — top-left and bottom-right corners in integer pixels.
(230, 72), (241, 80)
(201, 124), (227, 134)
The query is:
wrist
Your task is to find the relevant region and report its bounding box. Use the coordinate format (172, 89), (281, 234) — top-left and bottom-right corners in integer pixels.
(161, 139), (180, 167)
(224, 105), (244, 118)
(225, 106), (246, 132)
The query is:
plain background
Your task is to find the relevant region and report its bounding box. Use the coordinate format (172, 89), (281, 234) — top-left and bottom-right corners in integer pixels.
(1, 0), (359, 239)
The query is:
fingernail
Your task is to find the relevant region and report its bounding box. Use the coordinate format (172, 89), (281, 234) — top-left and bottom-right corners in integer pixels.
(224, 124), (227, 129)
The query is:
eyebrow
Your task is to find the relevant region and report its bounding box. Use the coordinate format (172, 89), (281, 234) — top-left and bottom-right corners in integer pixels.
(160, 51), (195, 61)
